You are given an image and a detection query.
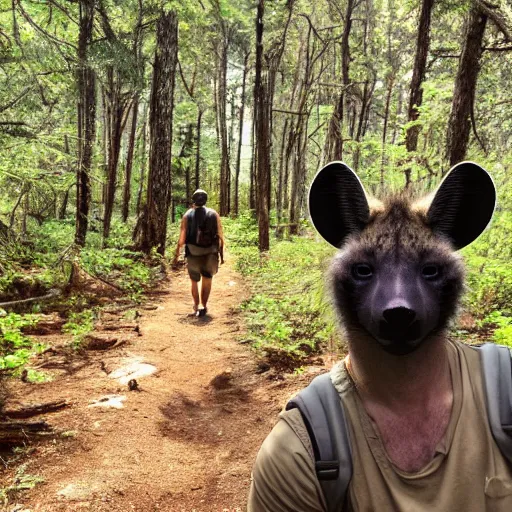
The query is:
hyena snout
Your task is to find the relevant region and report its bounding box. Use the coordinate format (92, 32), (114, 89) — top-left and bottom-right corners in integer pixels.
(382, 307), (416, 328)
(379, 306), (422, 347)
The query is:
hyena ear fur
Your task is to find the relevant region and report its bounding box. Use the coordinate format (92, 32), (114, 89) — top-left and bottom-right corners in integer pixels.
(426, 161), (496, 250)
(308, 161), (370, 248)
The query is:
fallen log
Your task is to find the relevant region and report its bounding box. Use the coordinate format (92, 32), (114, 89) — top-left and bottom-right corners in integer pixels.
(96, 323), (138, 332)
(0, 288), (61, 309)
(83, 334), (127, 350)
(0, 420), (53, 444)
(3, 399), (69, 419)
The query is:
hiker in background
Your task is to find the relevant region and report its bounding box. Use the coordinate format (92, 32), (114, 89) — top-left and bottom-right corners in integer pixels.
(173, 189), (224, 317)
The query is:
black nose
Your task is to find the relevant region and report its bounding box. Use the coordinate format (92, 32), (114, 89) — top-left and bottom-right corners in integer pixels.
(383, 307), (416, 327)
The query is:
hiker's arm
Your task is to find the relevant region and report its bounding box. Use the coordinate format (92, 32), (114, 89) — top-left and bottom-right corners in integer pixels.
(173, 217), (187, 264)
(217, 213), (225, 264)
(248, 417), (326, 512)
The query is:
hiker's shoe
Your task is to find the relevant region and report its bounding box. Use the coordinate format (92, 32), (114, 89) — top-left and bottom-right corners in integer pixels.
(197, 307), (207, 317)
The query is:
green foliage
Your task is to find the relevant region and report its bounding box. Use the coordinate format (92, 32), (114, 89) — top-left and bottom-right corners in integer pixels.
(223, 211), (259, 248)
(227, 217), (337, 369)
(0, 464), (44, 505)
(463, 209), (512, 319)
(62, 310), (95, 341)
(476, 312), (512, 348)
(0, 312), (43, 371)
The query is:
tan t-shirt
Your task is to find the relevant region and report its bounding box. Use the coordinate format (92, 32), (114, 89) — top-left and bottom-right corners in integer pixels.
(248, 341), (512, 511)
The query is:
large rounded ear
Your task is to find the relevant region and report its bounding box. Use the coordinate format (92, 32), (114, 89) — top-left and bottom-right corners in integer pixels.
(308, 161), (370, 248)
(427, 161), (496, 250)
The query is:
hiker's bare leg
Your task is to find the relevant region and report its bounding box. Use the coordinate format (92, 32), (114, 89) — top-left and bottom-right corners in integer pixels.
(200, 277), (212, 309)
(191, 279), (200, 311)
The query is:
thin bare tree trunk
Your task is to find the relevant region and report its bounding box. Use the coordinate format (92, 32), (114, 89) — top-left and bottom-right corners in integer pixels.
(122, 96), (139, 222)
(405, 0), (435, 153)
(254, 0), (294, 251)
(136, 104), (148, 216)
(218, 37), (230, 216)
(234, 52), (249, 217)
(325, 0), (355, 161)
(381, 75), (394, 187)
(195, 109), (202, 190)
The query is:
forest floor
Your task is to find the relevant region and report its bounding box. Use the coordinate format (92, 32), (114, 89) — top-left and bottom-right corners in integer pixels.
(0, 255), (325, 511)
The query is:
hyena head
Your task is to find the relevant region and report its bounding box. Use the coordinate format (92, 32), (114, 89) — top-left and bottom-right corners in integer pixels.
(309, 161), (496, 356)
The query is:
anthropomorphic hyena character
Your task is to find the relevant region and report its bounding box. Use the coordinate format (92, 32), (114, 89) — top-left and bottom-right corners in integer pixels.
(248, 161), (512, 512)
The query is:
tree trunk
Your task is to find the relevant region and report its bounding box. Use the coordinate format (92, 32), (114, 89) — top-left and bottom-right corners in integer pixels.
(122, 96), (139, 222)
(276, 117), (289, 230)
(446, 7), (487, 166)
(75, 0), (96, 247)
(289, 113), (310, 235)
(136, 104), (148, 216)
(234, 52), (249, 217)
(180, 123), (194, 202)
(249, 112), (256, 211)
(254, 0), (294, 252)
(103, 68), (126, 242)
(324, 0), (355, 161)
(254, 1), (270, 251)
(405, 0), (435, 153)
(59, 134), (71, 220)
(218, 37), (230, 216)
(133, 10), (178, 255)
(195, 109), (202, 190)
(381, 75), (394, 187)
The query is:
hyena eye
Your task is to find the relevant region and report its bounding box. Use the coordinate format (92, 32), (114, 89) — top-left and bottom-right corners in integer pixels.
(352, 263), (373, 280)
(422, 264), (441, 280)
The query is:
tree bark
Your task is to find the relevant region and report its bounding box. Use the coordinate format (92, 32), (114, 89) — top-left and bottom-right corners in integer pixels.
(234, 52), (249, 217)
(405, 0), (435, 153)
(136, 103), (148, 216)
(133, 10), (178, 255)
(75, 0), (96, 247)
(218, 36), (230, 216)
(249, 113), (256, 211)
(446, 7), (487, 166)
(254, 0), (294, 252)
(195, 109), (202, 190)
(324, 0), (355, 161)
(103, 68), (125, 242)
(381, 75), (394, 187)
(122, 96), (139, 222)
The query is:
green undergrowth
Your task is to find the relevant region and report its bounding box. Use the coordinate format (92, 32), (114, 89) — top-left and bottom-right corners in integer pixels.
(224, 213), (338, 370)
(226, 209), (512, 368)
(0, 216), (159, 378)
(0, 311), (46, 379)
(0, 463), (44, 505)
(462, 209), (512, 347)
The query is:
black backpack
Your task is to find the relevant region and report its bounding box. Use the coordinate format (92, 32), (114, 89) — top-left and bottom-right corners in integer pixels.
(186, 207), (218, 248)
(286, 343), (512, 512)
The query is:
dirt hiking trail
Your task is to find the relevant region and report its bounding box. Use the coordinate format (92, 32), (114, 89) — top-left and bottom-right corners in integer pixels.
(1, 257), (322, 511)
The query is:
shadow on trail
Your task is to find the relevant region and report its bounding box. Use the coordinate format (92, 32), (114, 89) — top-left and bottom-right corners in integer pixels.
(177, 314), (214, 326)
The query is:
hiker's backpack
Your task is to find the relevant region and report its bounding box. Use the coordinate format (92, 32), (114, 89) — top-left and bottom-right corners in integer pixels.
(186, 207), (218, 248)
(286, 343), (512, 512)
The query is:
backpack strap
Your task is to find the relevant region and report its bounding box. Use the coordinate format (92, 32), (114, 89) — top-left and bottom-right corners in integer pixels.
(477, 343), (512, 463)
(286, 372), (353, 512)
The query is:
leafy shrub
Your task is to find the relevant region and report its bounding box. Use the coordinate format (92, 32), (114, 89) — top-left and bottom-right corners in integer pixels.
(228, 219), (338, 369)
(0, 312), (44, 370)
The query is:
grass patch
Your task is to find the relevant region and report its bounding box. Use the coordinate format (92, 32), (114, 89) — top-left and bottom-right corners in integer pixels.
(225, 214), (338, 370)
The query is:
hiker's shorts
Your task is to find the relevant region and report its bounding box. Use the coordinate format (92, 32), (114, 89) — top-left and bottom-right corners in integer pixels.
(186, 253), (219, 282)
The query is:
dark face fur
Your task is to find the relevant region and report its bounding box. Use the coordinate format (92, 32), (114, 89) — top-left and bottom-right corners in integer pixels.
(330, 200), (464, 356)
(309, 161), (496, 357)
